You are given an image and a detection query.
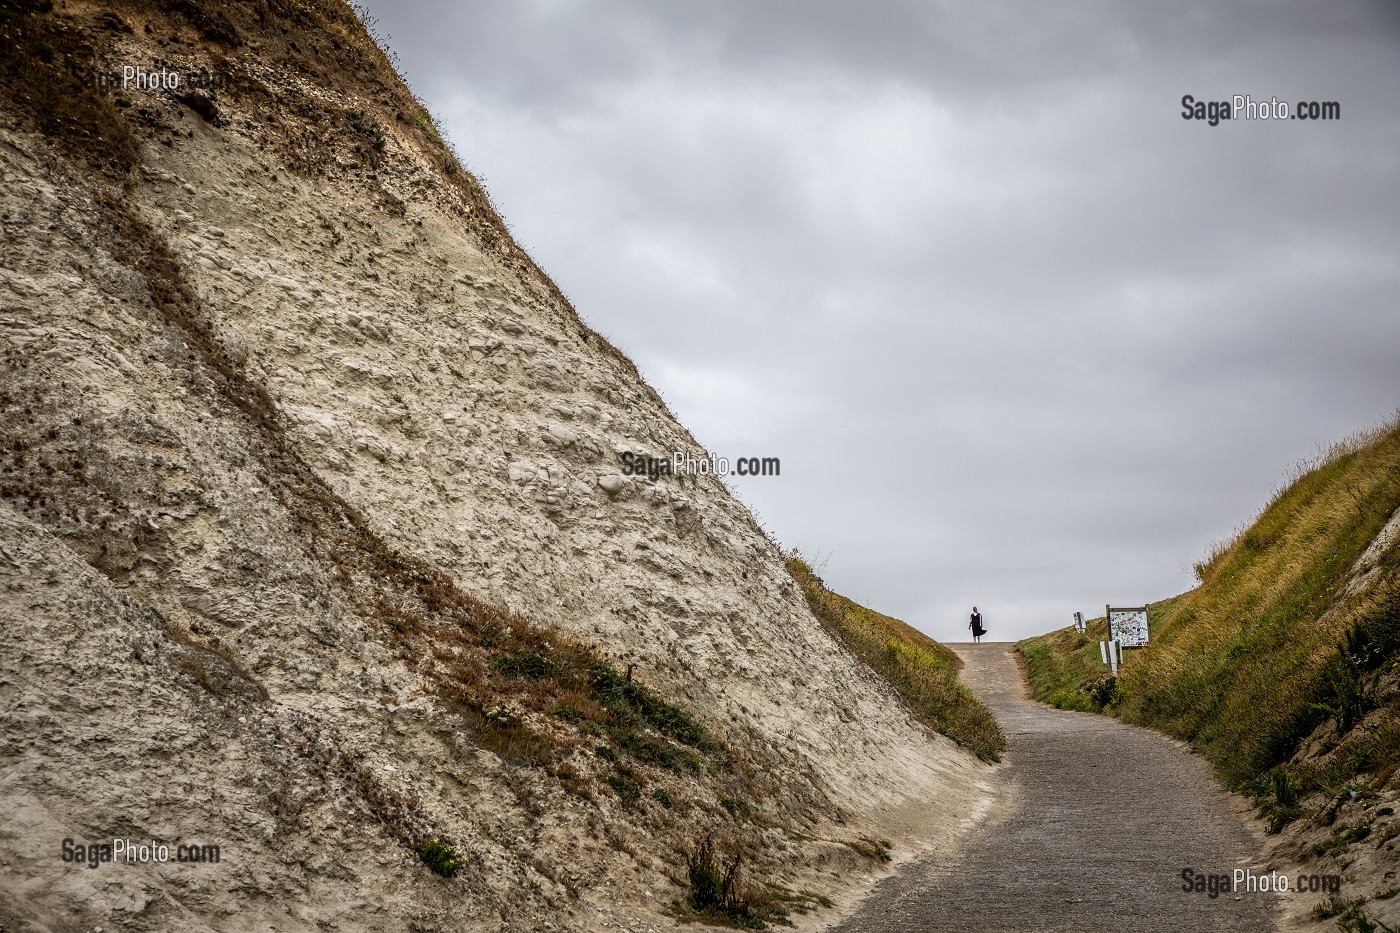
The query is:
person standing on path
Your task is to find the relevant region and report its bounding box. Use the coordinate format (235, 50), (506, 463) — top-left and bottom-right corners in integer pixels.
(969, 606), (986, 643)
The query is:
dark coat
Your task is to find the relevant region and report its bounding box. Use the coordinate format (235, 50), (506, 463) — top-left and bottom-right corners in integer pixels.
(970, 612), (986, 636)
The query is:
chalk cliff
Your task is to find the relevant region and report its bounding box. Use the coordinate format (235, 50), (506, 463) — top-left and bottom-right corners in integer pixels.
(0, 2), (990, 930)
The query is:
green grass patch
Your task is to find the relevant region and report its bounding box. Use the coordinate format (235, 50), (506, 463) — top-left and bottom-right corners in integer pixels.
(415, 838), (464, 877)
(486, 638), (717, 774)
(719, 797), (752, 823)
(1017, 621), (1113, 712)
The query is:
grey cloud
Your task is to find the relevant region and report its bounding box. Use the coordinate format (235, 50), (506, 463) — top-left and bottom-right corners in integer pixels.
(364, 0), (1400, 640)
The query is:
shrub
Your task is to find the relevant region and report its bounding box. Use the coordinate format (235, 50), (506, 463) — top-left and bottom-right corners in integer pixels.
(682, 833), (776, 928)
(605, 766), (641, 805)
(1088, 676), (1118, 709)
(345, 107), (385, 152)
(1311, 644), (1378, 736)
(416, 839), (464, 878)
(1263, 767), (1302, 834)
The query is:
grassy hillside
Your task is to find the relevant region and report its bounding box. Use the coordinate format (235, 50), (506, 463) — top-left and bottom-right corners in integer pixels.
(1019, 415), (1400, 799)
(787, 557), (1005, 762)
(1016, 616), (1117, 713)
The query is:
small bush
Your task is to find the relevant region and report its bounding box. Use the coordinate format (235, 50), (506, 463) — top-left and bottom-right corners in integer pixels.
(1088, 675), (1119, 709)
(652, 788), (675, 809)
(605, 766), (641, 805)
(682, 833), (777, 928)
(1264, 768), (1302, 834)
(416, 839), (464, 878)
(346, 107), (385, 152)
(1312, 647), (1378, 736)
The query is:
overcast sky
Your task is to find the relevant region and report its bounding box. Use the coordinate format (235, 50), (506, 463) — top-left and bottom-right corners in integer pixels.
(361, 0), (1400, 642)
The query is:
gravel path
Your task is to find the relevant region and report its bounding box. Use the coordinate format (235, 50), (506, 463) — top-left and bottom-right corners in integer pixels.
(831, 643), (1278, 932)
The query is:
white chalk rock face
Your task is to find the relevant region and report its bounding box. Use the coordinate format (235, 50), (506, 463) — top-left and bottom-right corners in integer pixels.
(0, 15), (987, 931)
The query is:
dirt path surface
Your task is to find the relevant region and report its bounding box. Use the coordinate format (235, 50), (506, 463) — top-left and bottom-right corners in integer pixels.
(830, 643), (1279, 932)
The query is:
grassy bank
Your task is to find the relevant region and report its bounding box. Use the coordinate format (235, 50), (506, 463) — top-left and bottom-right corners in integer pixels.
(1016, 617), (1115, 712)
(787, 557), (1005, 762)
(1018, 415), (1400, 799)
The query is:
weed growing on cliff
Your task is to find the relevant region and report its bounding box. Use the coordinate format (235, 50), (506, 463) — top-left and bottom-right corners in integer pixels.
(1336, 901), (1400, 933)
(1260, 768), (1302, 834)
(490, 650), (556, 681)
(605, 766), (642, 805)
(677, 833), (784, 929)
(719, 797), (751, 823)
(164, 617), (270, 702)
(415, 839), (464, 878)
(843, 837), (892, 863)
(345, 107), (385, 153)
(484, 644), (715, 773)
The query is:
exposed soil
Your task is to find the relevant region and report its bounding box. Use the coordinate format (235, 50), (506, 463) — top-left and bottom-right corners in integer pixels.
(831, 643), (1280, 932)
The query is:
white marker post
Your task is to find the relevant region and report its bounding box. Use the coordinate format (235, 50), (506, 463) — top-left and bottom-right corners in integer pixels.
(1074, 611), (1085, 634)
(1099, 639), (1122, 673)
